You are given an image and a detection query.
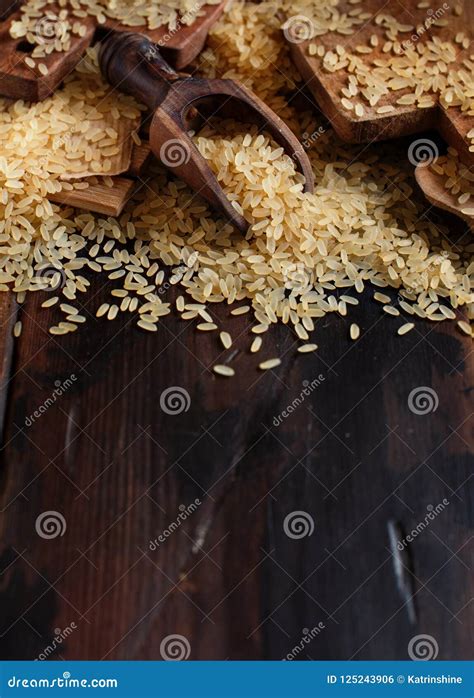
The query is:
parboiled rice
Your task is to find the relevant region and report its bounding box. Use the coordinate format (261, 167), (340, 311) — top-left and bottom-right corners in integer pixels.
(10, 0), (222, 58)
(0, 0), (472, 359)
(213, 364), (235, 376)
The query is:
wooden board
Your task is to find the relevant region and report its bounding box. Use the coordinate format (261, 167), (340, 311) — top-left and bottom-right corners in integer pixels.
(102, 1), (227, 70)
(288, 0), (474, 164)
(0, 2), (227, 101)
(59, 117), (140, 181)
(0, 274), (472, 660)
(0, 10), (96, 101)
(0, 1), (472, 663)
(48, 140), (153, 215)
(48, 177), (136, 216)
(128, 141), (153, 177)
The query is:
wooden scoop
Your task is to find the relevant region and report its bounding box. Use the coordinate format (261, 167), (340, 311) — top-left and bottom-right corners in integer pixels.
(98, 31), (314, 232)
(415, 166), (474, 228)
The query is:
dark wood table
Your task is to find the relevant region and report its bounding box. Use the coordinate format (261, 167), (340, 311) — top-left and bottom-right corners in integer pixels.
(0, 262), (472, 661)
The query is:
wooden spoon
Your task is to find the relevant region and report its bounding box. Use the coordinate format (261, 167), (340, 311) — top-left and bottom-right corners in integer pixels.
(415, 166), (474, 227)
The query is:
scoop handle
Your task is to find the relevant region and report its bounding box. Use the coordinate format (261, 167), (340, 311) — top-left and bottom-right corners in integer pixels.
(99, 32), (184, 111)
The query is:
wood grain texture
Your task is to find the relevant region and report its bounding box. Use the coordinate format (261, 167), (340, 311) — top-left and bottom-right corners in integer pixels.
(0, 280), (472, 661)
(101, 1), (228, 70)
(0, 10), (96, 101)
(47, 142), (151, 215)
(128, 141), (153, 177)
(0, 0), (472, 662)
(288, 0), (474, 164)
(0, 294), (18, 442)
(48, 177), (136, 216)
(0, 0), (22, 21)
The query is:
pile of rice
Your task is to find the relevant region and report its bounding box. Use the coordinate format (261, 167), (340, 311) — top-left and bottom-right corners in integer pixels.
(10, 0), (223, 59)
(1, 0), (473, 365)
(304, 1), (474, 150)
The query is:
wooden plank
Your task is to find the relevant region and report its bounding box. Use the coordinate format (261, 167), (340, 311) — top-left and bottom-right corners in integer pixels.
(0, 294), (18, 442)
(0, 281), (471, 660)
(49, 178), (135, 216)
(47, 141), (151, 216)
